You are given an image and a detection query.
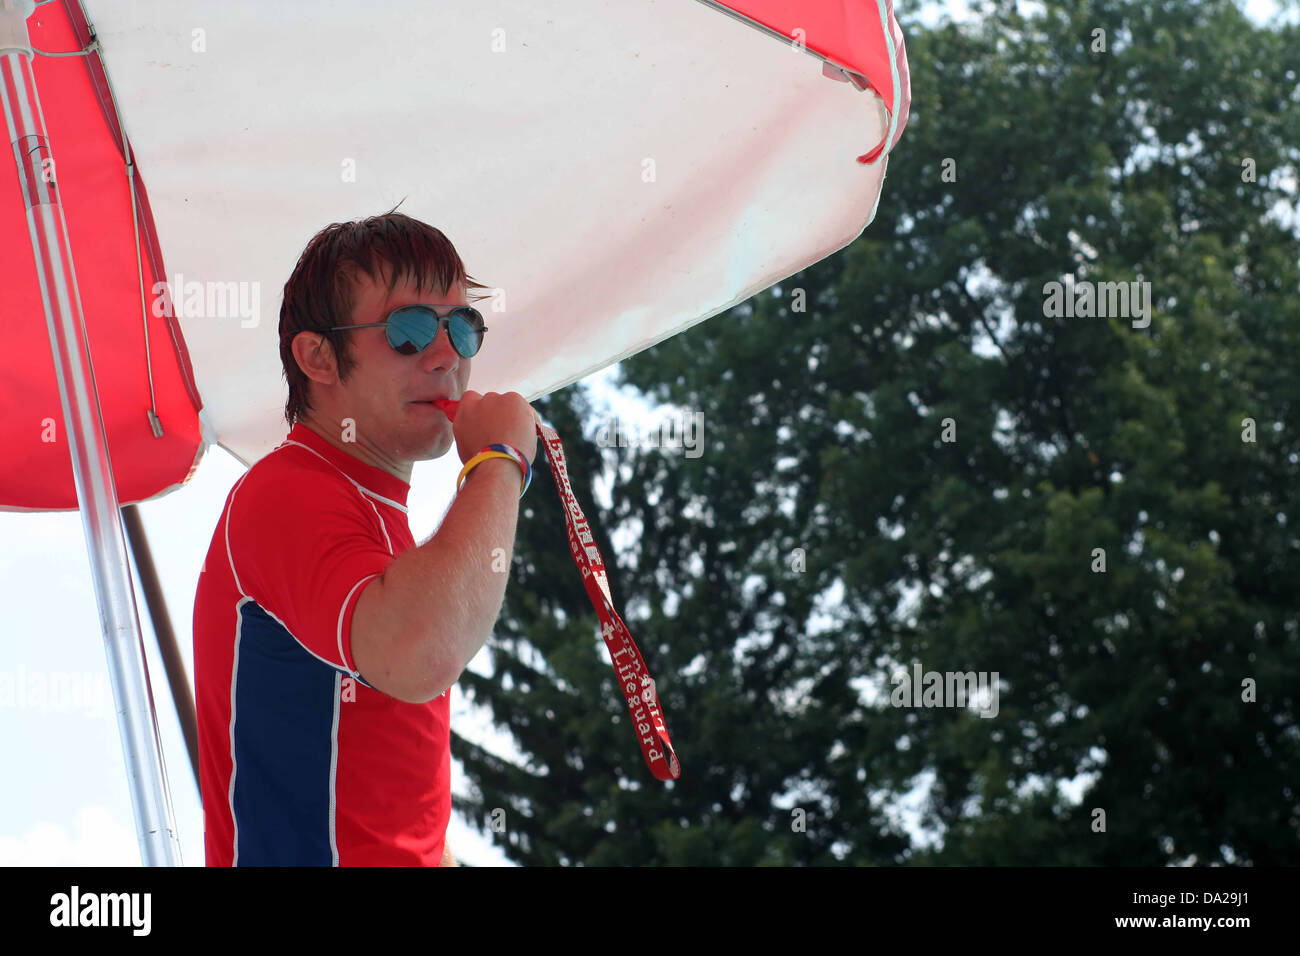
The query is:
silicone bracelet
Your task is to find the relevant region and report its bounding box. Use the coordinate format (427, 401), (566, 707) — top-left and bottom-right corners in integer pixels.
(457, 450), (527, 497)
(486, 443), (532, 496)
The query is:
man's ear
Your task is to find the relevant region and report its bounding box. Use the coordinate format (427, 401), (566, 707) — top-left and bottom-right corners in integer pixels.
(290, 331), (340, 387)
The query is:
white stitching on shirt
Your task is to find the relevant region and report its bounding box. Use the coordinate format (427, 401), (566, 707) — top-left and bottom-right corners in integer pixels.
(280, 440), (409, 514)
(277, 441), (397, 671)
(329, 671), (342, 867)
(228, 595), (250, 866)
(225, 439), (397, 675)
(224, 473), (254, 596)
(338, 573), (381, 676)
(279, 440), (398, 555)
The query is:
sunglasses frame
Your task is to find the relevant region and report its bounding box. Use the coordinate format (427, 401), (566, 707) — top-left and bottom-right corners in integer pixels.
(323, 304), (488, 358)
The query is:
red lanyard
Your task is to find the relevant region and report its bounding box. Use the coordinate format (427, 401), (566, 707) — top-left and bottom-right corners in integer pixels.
(436, 399), (681, 781)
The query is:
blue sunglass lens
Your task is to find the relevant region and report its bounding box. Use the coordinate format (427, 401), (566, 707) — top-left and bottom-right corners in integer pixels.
(449, 308), (484, 357)
(385, 307), (483, 357)
(386, 308), (434, 355)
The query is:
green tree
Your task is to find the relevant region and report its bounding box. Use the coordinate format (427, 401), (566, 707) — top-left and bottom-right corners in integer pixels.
(453, 0), (1300, 865)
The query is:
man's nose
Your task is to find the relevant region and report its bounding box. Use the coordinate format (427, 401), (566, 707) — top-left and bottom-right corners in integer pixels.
(419, 324), (461, 373)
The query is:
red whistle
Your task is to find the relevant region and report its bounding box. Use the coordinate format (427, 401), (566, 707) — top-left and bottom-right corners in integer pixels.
(432, 398), (459, 421)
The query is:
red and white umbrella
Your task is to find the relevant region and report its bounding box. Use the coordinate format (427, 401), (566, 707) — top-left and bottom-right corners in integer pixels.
(1, 0), (908, 864)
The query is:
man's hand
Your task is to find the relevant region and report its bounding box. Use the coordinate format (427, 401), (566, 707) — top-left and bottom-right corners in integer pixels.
(453, 390), (538, 466)
(440, 842), (458, 867)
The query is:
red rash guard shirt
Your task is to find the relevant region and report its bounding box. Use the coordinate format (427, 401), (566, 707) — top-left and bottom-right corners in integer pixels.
(193, 423), (451, 865)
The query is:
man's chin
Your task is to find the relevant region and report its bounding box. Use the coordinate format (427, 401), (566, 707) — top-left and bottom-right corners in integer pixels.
(404, 430), (454, 463)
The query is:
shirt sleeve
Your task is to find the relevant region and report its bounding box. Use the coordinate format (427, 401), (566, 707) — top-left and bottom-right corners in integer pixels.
(223, 457), (394, 677)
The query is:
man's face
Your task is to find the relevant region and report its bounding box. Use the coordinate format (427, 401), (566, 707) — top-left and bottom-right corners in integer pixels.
(330, 267), (472, 465)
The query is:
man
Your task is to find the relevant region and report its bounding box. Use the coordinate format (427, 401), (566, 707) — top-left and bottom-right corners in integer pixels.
(193, 211), (537, 865)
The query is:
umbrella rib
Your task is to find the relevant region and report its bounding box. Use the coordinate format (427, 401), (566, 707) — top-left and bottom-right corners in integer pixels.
(690, 0), (869, 85)
(30, 42), (96, 57)
(31, 4), (163, 434)
(61, 14), (164, 436)
(28, 23), (160, 428)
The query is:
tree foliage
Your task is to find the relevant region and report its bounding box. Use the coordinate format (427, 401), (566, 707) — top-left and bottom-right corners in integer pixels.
(453, 0), (1300, 865)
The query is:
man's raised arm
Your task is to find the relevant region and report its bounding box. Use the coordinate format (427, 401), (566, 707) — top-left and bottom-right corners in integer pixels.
(351, 391), (537, 703)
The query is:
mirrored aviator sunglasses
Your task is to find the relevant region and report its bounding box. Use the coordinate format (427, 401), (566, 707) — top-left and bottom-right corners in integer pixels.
(384, 305), (487, 358)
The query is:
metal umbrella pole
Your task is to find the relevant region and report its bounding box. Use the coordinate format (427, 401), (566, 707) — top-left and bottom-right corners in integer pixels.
(122, 504), (201, 791)
(1, 0), (181, 866)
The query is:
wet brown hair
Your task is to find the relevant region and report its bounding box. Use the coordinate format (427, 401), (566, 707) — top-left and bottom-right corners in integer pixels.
(278, 207), (489, 425)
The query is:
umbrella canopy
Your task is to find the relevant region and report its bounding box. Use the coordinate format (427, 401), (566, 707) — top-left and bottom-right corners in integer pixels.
(2, 0), (908, 507)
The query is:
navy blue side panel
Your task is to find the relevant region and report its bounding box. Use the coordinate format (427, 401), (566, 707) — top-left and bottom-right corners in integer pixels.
(232, 601), (337, 866)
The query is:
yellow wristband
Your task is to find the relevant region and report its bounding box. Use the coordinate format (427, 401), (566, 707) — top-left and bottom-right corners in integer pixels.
(457, 450), (526, 495)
